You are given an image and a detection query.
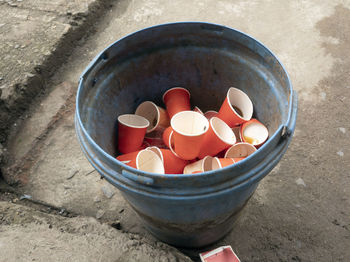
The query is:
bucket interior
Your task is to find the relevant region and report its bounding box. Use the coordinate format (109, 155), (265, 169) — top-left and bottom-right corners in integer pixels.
(78, 23), (291, 157)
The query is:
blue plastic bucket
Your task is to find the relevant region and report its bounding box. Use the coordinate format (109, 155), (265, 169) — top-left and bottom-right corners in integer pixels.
(75, 22), (297, 247)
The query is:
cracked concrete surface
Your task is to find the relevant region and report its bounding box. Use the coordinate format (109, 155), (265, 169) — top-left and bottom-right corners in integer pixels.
(1, 0), (350, 261)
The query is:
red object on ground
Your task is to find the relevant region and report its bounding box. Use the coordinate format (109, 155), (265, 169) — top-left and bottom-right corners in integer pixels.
(200, 246), (240, 262)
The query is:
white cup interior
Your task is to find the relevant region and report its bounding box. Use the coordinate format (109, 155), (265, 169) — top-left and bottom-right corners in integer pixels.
(243, 121), (269, 145)
(136, 150), (164, 174)
(227, 87), (253, 120)
(146, 146), (164, 163)
(171, 111), (209, 136)
(211, 157), (222, 170)
(202, 156), (213, 172)
(211, 117), (236, 145)
(135, 101), (159, 132)
(224, 142), (257, 158)
(118, 114), (149, 128)
(183, 156), (213, 174)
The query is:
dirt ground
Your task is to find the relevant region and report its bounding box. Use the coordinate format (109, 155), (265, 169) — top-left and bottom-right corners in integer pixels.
(1, 0), (350, 261)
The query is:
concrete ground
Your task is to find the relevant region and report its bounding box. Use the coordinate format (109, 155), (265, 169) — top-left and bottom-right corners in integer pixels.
(0, 0), (112, 143)
(1, 0), (350, 261)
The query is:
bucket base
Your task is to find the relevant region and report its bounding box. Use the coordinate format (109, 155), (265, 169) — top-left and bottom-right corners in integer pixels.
(134, 200), (249, 248)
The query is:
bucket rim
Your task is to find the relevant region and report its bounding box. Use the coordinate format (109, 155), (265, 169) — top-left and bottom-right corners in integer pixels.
(75, 21), (295, 179)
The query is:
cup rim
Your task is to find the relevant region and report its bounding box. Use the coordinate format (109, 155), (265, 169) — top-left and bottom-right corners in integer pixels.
(224, 142), (257, 158)
(118, 114), (150, 129)
(168, 131), (181, 159)
(212, 157), (222, 170)
(240, 119), (269, 146)
(136, 149), (164, 174)
(211, 157), (235, 170)
(183, 156), (213, 174)
(162, 87), (191, 103)
(145, 146), (164, 163)
(202, 155), (214, 171)
(210, 117), (236, 145)
(171, 111), (209, 137)
(226, 87), (253, 121)
(135, 101), (160, 133)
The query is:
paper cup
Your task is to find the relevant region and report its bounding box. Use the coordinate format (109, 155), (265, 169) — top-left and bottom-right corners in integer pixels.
(116, 150), (141, 168)
(161, 149), (188, 174)
(231, 126), (242, 143)
(217, 87), (253, 127)
(224, 142), (257, 158)
(146, 146), (187, 174)
(145, 146), (164, 162)
(162, 126), (173, 148)
(211, 157), (235, 170)
(136, 149), (164, 174)
(135, 101), (170, 133)
(233, 157), (245, 163)
(116, 148), (165, 174)
(163, 87), (191, 119)
(183, 156), (213, 174)
(118, 114), (149, 154)
(198, 117), (236, 158)
(193, 106), (204, 115)
(240, 119), (269, 147)
(204, 110), (218, 120)
(170, 111), (209, 160)
(200, 246), (241, 262)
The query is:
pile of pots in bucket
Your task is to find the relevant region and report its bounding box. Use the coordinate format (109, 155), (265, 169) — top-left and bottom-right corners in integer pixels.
(116, 87), (268, 174)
